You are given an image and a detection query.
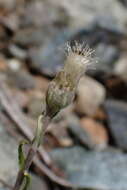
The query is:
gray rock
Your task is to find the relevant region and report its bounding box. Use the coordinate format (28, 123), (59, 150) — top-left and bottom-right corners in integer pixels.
(114, 55), (127, 82)
(0, 0), (16, 10)
(50, 146), (127, 190)
(95, 43), (119, 73)
(51, 0), (127, 29)
(66, 114), (108, 150)
(29, 43), (65, 77)
(29, 174), (49, 190)
(7, 71), (35, 90)
(0, 121), (18, 188)
(8, 45), (27, 60)
(93, 15), (126, 33)
(67, 115), (95, 149)
(119, 0), (127, 7)
(29, 29), (74, 77)
(7, 59), (21, 72)
(105, 100), (127, 150)
(13, 28), (50, 47)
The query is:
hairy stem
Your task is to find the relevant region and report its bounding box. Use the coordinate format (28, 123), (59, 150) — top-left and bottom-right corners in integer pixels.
(13, 114), (51, 190)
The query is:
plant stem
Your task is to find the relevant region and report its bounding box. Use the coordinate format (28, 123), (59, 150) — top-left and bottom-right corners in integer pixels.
(13, 114), (51, 190)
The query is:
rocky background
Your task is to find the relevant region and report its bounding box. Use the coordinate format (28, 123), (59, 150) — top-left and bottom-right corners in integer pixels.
(1, 0), (127, 190)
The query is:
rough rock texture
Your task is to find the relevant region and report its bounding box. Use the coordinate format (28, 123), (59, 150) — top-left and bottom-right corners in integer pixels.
(105, 100), (127, 150)
(80, 117), (108, 149)
(29, 174), (49, 190)
(0, 121), (18, 188)
(50, 0), (127, 29)
(50, 146), (127, 190)
(95, 44), (119, 73)
(67, 114), (108, 150)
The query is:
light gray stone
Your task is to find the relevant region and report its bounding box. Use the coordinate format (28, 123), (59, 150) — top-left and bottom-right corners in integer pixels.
(105, 100), (127, 150)
(50, 146), (127, 190)
(0, 122), (18, 188)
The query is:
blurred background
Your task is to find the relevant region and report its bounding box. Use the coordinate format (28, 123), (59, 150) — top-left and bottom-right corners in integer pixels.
(0, 0), (127, 190)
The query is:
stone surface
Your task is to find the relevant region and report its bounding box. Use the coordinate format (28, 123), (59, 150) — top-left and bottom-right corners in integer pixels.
(66, 114), (107, 149)
(105, 100), (127, 150)
(50, 146), (127, 190)
(0, 121), (18, 188)
(95, 43), (119, 73)
(119, 0), (127, 7)
(7, 70), (35, 90)
(66, 114), (93, 148)
(51, 0), (127, 29)
(29, 174), (49, 190)
(80, 117), (108, 149)
(29, 28), (73, 77)
(7, 59), (21, 72)
(8, 45), (27, 60)
(114, 55), (127, 82)
(29, 44), (64, 77)
(75, 76), (106, 115)
(0, 0), (16, 10)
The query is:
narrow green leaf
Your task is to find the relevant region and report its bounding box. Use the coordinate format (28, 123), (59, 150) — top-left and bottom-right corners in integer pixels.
(18, 140), (29, 169)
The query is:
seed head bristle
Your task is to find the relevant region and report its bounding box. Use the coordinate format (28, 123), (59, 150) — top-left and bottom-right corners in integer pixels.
(65, 41), (93, 57)
(64, 41), (94, 69)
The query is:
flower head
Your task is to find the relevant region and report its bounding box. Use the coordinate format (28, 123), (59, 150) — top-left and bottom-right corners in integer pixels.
(46, 42), (93, 118)
(64, 41), (93, 86)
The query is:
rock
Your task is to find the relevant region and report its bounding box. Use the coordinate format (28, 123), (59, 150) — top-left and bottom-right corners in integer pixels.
(0, 0), (16, 10)
(51, 0), (127, 29)
(0, 121), (18, 188)
(7, 59), (21, 72)
(20, 0), (69, 28)
(29, 174), (49, 190)
(2, 13), (19, 32)
(7, 70), (35, 90)
(105, 100), (127, 150)
(67, 114), (93, 148)
(95, 43), (119, 73)
(114, 55), (127, 82)
(13, 28), (49, 47)
(13, 0), (69, 47)
(28, 28), (73, 77)
(29, 44), (65, 77)
(93, 15), (126, 33)
(48, 121), (73, 148)
(75, 76), (106, 115)
(50, 146), (127, 190)
(80, 117), (108, 150)
(66, 114), (107, 149)
(8, 45), (27, 60)
(119, 0), (127, 7)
